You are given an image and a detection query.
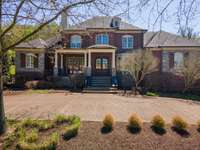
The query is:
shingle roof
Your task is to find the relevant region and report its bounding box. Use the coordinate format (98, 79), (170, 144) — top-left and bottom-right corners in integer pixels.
(16, 35), (62, 49)
(144, 31), (200, 47)
(15, 38), (47, 49)
(68, 16), (145, 30)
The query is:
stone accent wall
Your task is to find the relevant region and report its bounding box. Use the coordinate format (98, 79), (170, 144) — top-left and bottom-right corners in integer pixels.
(15, 51), (45, 74)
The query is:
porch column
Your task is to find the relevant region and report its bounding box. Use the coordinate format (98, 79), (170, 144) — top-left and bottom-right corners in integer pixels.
(84, 52), (87, 68)
(112, 51), (116, 76)
(60, 54), (63, 69)
(87, 51), (91, 76)
(54, 52), (58, 76)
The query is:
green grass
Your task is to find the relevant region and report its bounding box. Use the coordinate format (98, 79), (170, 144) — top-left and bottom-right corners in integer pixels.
(159, 93), (200, 101)
(26, 89), (51, 94)
(145, 92), (159, 97)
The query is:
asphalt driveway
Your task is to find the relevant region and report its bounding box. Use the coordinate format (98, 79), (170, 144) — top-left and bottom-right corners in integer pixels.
(4, 92), (200, 123)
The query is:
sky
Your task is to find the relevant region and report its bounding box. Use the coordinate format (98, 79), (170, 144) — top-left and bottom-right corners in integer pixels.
(66, 0), (200, 34)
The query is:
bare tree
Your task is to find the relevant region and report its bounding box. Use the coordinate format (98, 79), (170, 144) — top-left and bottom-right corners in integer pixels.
(177, 57), (200, 93)
(178, 26), (199, 39)
(121, 50), (158, 94)
(0, 0), (129, 135)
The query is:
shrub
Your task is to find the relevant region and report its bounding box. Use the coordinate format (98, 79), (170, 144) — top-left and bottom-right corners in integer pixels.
(3, 133), (17, 150)
(103, 114), (115, 130)
(151, 115), (165, 129)
(54, 115), (69, 125)
(146, 92), (159, 97)
(116, 71), (134, 90)
(172, 116), (188, 130)
(70, 74), (86, 90)
(128, 114), (143, 130)
(25, 80), (53, 89)
(63, 116), (81, 140)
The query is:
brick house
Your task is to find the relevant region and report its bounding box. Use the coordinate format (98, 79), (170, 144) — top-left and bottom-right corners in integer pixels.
(14, 16), (200, 91)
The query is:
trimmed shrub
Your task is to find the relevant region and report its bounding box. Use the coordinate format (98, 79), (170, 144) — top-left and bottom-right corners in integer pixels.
(70, 73), (86, 90)
(172, 116), (188, 130)
(116, 71), (134, 90)
(128, 114), (143, 130)
(25, 80), (53, 89)
(151, 115), (165, 129)
(103, 114), (115, 130)
(54, 115), (69, 125)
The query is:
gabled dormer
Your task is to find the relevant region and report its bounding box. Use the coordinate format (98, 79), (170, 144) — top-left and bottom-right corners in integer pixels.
(111, 17), (121, 28)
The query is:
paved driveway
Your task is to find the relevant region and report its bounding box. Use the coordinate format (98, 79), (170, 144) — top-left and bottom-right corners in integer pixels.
(4, 93), (200, 123)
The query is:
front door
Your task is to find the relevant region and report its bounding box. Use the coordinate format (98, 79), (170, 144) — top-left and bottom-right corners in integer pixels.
(92, 53), (111, 76)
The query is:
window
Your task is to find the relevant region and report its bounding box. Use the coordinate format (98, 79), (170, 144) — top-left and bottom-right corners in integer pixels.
(96, 34), (109, 44)
(174, 52), (184, 68)
(70, 35), (81, 48)
(96, 58), (101, 69)
(26, 53), (34, 69)
(122, 35), (134, 49)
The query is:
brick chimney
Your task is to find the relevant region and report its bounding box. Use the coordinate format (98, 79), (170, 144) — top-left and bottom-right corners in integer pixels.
(60, 10), (69, 30)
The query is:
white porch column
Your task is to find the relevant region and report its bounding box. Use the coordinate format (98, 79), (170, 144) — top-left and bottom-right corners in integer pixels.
(87, 51), (91, 76)
(84, 52), (87, 68)
(54, 52), (58, 76)
(112, 51), (116, 76)
(60, 54), (63, 69)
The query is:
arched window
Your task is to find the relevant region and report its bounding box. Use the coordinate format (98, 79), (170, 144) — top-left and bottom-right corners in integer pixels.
(96, 34), (109, 45)
(122, 35), (134, 49)
(70, 35), (81, 48)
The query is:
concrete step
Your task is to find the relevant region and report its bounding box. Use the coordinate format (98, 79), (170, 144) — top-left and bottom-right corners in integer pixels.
(83, 87), (118, 94)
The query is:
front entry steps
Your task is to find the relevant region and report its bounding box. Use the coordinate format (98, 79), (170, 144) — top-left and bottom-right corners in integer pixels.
(83, 76), (118, 93)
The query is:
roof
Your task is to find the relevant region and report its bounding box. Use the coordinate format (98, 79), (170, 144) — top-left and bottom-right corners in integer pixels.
(16, 35), (61, 49)
(68, 16), (145, 31)
(16, 38), (47, 49)
(144, 31), (200, 47)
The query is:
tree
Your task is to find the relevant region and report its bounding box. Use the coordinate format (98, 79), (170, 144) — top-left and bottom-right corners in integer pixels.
(178, 56), (200, 93)
(121, 50), (158, 94)
(178, 26), (199, 39)
(0, 0), (130, 135)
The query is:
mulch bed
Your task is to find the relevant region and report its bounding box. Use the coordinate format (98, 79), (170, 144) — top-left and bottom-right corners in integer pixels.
(57, 121), (200, 150)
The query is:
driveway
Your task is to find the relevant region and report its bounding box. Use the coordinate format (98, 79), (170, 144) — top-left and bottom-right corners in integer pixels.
(4, 93), (200, 123)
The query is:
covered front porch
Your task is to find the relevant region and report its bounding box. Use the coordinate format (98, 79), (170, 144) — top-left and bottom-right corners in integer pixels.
(53, 45), (117, 78)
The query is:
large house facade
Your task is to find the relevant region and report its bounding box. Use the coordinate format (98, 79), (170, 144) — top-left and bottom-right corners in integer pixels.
(14, 16), (200, 91)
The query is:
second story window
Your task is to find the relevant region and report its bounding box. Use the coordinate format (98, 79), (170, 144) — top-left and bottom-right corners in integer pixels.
(96, 34), (109, 45)
(70, 35), (81, 48)
(122, 35), (134, 49)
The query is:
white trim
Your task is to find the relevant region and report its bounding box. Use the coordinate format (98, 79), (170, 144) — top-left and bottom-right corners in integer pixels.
(122, 35), (134, 49)
(70, 35), (82, 48)
(25, 53), (34, 69)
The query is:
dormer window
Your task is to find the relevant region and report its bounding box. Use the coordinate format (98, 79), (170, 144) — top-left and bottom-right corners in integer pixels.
(122, 35), (134, 49)
(70, 35), (81, 48)
(111, 17), (121, 28)
(96, 34), (109, 45)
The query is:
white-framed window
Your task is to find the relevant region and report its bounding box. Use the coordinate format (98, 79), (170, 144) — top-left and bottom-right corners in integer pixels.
(96, 34), (109, 45)
(122, 35), (134, 49)
(174, 52), (184, 68)
(70, 35), (81, 48)
(26, 53), (34, 69)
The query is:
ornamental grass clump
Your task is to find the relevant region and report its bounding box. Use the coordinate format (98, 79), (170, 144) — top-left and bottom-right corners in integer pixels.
(172, 116), (188, 131)
(63, 116), (81, 140)
(103, 114), (115, 131)
(151, 115), (166, 135)
(54, 115), (69, 125)
(128, 114), (143, 133)
(197, 120), (200, 132)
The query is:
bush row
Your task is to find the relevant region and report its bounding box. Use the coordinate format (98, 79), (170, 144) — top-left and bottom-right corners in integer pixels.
(103, 114), (200, 134)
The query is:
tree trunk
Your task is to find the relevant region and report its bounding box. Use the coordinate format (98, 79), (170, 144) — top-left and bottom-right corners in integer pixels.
(0, 65), (6, 135)
(0, 0), (6, 135)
